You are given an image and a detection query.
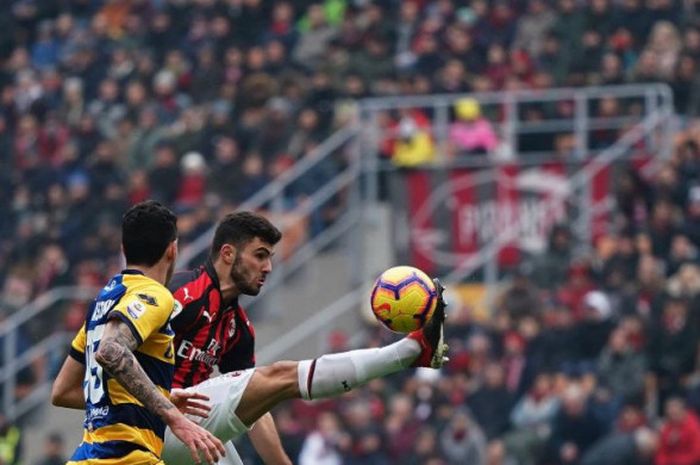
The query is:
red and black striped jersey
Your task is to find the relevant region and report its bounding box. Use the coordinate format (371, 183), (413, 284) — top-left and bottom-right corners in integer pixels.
(168, 260), (256, 389)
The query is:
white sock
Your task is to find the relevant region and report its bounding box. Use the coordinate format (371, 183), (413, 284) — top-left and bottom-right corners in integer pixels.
(296, 338), (421, 400)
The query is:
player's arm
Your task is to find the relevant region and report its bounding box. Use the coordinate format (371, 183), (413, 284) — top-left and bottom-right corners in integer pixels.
(51, 353), (211, 418)
(51, 356), (86, 409)
(248, 412), (293, 465)
(96, 319), (226, 465)
(95, 319), (184, 418)
(52, 323), (87, 409)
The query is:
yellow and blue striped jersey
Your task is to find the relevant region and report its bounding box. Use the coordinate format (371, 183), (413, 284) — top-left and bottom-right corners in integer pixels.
(68, 269), (177, 465)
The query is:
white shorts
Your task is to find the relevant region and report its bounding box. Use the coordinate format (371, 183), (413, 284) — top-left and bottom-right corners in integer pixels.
(162, 369), (256, 465)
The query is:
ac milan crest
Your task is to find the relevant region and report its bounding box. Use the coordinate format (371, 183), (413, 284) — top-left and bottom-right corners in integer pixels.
(228, 315), (237, 338)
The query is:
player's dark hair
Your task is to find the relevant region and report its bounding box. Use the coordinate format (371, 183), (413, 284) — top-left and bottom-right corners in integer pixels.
(211, 211), (282, 257)
(122, 200), (178, 266)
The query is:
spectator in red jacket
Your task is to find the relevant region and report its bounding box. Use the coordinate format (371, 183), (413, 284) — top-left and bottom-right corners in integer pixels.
(656, 397), (700, 465)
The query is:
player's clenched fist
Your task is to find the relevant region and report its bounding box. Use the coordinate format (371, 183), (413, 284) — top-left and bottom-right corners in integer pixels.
(167, 411), (226, 465)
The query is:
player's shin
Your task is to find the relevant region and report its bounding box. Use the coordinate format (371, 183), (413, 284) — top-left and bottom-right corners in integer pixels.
(296, 338), (421, 400)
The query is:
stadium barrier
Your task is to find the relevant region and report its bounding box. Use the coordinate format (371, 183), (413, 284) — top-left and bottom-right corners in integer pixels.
(0, 286), (98, 420)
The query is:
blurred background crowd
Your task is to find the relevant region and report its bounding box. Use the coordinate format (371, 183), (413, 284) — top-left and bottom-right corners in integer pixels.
(232, 123), (700, 465)
(4, 0), (700, 464)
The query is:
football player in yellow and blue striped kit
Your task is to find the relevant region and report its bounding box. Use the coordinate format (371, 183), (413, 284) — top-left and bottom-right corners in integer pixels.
(51, 200), (225, 465)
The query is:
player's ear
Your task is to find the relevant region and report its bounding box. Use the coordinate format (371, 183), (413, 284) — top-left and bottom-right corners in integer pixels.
(167, 240), (178, 260)
(220, 243), (236, 264)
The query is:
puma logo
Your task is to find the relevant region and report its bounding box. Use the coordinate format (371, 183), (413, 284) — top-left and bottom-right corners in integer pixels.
(183, 288), (194, 302)
(202, 310), (212, 322)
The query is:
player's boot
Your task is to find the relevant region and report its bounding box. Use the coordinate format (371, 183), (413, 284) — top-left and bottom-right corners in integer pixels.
(408, 278), (448, 368)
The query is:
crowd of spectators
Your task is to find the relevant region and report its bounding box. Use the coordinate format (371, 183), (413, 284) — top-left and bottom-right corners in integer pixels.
(244, 124), (700, 465)
(4, 0), (700, 464)
(6, 0), (700, 318)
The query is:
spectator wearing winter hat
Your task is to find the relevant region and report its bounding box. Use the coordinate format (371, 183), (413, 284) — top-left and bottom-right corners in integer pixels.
(176, 151), (206, 208)
(574, 290), (616, 367)
(448, 98), (499, 157)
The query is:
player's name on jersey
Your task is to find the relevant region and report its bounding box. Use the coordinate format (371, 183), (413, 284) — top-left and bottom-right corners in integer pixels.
(92, 300), (116, 321)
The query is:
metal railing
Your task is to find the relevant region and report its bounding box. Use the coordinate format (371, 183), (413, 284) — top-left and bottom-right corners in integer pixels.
(0, 286), (98, 420)
(360, 83), (674, 202)
(360, 83), (672, 150)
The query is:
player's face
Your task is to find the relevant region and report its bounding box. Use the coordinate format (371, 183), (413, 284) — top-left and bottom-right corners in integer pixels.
(230, 238), (274, 296)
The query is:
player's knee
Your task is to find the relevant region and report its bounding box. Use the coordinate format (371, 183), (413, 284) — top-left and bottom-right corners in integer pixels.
(262, 360), (297, 380)
(258, 361), (299, 397)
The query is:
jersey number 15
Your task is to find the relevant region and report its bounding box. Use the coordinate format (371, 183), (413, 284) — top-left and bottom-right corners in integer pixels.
(84, 325), (106, 404)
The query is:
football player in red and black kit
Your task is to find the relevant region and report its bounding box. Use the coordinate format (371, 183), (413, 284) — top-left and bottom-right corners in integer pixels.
(169, 257), (257, 390)
(167, 213), (290, 465)
(161, 212), (449, 465)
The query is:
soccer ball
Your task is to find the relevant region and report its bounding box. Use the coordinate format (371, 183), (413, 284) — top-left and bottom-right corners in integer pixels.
(370, 266), (438, 333)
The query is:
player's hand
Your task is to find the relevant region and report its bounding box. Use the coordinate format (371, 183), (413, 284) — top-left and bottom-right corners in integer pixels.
(171, 389), (211, 419)
(168, 413), (226, 465)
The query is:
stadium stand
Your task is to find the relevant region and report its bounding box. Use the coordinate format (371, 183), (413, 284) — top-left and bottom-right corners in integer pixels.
(3, 1), (700, 464)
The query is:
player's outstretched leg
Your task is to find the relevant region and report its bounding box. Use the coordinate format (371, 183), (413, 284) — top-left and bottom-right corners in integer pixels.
(237, 279), (448, 423)
(163, 280), (448, 464)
